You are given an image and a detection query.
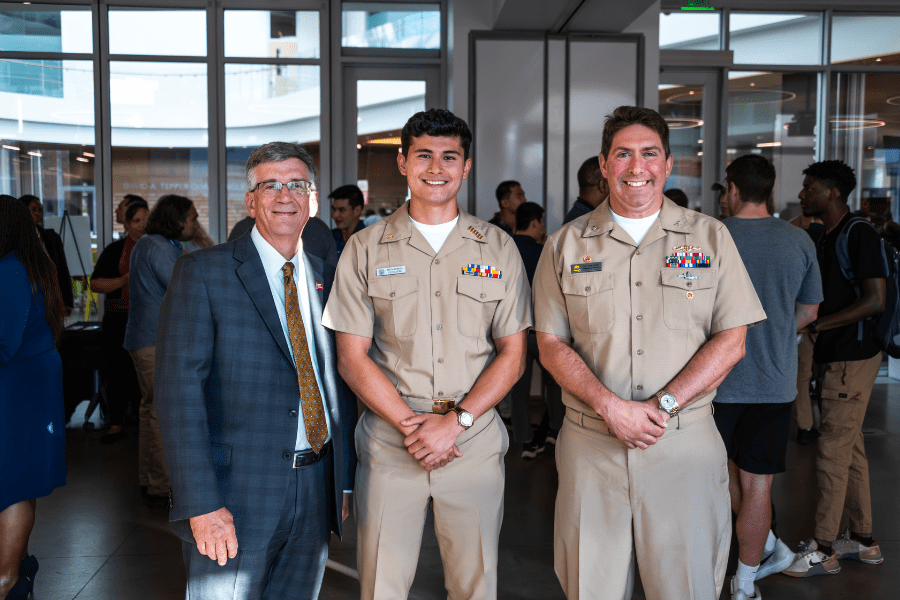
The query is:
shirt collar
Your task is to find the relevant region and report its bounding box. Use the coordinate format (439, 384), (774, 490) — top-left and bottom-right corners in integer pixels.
(250, 225), (303, 281)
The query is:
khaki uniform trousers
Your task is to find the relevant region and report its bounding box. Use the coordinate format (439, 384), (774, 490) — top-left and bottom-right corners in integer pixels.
(128, 346), (170, 496)
(354, 399), (508, 600)
(794, 330), (817, 431)
(814, 353), (881, 542)
(555, 405), (730, 600)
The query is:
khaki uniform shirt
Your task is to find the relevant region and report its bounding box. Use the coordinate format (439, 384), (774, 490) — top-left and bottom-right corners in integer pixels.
(533, 198), (766, 411)
(322, 202), (533, 400)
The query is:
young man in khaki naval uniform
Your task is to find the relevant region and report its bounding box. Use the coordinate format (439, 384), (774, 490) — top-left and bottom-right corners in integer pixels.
(322, 108), (531, 600)
(532, 106), (767, 600)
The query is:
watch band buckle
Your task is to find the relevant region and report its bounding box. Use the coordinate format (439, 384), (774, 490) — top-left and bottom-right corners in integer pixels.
(432, 399), (456, 415)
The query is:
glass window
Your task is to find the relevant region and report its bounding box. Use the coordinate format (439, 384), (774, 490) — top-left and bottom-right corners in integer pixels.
(831, 15), (900, 67)
(0, 59), (95, 233)
(224, 64), (321, 235)
(108, 9), (207, 56)
(658, 84), (705, 208)
(110, 61), (210, 236)
(0, 5), (92, 54)
(224, 10), (320, 59)
(659, 11), (720, 51)
(830, 73), (900, 220)
(727, 71), (819, 216)
(729, 13), (822, 65)
(342, 3), (439, 49)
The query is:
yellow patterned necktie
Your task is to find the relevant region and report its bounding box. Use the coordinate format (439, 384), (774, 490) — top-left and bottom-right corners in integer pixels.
(282, 261), (327, 454)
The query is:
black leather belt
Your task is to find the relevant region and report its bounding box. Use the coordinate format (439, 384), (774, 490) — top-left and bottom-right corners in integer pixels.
(292, 440), (331, 468)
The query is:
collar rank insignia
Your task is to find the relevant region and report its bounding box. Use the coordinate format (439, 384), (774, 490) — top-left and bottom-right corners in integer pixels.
(467, 226), (484, 240)
(462, 264), (501, 279)
(666, 245), (711, 268)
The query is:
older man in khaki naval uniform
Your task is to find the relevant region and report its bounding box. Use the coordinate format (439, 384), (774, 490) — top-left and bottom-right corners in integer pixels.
(533, 106), (767, 600)
(322, 108), (531, 600)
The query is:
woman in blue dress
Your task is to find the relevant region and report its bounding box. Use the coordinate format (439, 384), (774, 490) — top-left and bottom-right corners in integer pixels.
(0, 195), (67, 600)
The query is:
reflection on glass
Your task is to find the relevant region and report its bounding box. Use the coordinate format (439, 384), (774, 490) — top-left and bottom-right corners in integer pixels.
(729, 13), (822, 65)
(357, 80), (425, 213)
(342, 4), (439, 49)
(0, 5), (92, 53)
(658, 84), (704, 209)
(830, 73), (900, 218)
(224, 11), (320, 59)
(108, 10), (206, 56)
(110, 61), (209, 234)
(659, 12), (720, 50)
(831, 15), (900, 67)
(727, 71), (818, 216)
(225, 64), (321, 234)
(0, 59), (96, 231)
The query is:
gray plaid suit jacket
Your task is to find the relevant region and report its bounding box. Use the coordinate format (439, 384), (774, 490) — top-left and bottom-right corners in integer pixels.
(155, 231), (356, 550)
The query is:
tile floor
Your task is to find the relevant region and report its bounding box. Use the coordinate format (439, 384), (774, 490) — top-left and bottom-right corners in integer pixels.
(28, 377), (900, 599)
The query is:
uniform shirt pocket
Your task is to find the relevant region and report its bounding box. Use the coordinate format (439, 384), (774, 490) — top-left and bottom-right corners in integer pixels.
(660, 269), (716, 330)
(561, 272), (615, 334)
(457, 276), (505, 337)
(368, 276), (418, 337)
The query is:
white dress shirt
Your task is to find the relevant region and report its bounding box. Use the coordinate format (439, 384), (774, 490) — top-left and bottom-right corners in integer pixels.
(251, 225), (330, 451)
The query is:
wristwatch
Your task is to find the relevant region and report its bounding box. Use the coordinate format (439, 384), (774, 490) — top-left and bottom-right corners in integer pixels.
(807, 320), (818, 334)
(452, 406), (474, 430)
(655, 391), (680, 418)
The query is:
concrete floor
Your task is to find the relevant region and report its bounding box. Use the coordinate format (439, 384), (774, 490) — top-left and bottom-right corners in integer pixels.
(29, 377), (900, 599)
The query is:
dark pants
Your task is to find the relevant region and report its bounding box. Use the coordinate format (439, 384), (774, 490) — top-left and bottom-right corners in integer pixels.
(511, 330), (564, 444)
(101, 311), (140, 426)
(182, 450), (332, 600)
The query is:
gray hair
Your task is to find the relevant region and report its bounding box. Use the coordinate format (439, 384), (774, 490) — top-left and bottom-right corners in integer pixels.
(246, 142), (317, 191)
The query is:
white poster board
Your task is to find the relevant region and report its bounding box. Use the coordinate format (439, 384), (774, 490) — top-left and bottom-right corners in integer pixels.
(44, 215), (93, 277)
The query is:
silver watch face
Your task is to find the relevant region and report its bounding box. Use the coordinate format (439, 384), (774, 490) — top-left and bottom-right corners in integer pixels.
(458, 410), (474, 428)
(659, 393), (677, 411)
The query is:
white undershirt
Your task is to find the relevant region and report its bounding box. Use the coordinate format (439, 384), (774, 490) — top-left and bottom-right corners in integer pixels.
(409, 214), (459, 253)
(250, 225), (330, 452)
(610, 209), (660, 246)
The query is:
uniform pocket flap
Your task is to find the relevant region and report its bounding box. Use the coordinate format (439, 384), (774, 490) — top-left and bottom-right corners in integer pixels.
(660, 269), (716, 291)
(210, 442), (232, 466)
(457, 276), (505, 302)
(561, 272), (615, 296)
(368, 275), (418, 301)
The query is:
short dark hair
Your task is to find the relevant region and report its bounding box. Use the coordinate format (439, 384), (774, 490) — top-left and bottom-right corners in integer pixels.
(664, 188), (690, 208)
(124, 198), (149, 222)
(725, 155), (776, 205)
(495, 180), (520, 205)
(246, 142), (317, 191)
(19, 194), (40, 207)
(515, 201), (544, 232)
(145, 195), (194, 240)
(401, 108), (472, 161)
(601, 106), (670, 160)
(802, 160), (857, 202)
(577, 157), (602, 194)
(328, 184), (364, 209)
(124, 194), (146, 205)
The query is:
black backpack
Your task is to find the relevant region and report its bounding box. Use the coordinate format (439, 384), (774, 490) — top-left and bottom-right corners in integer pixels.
(834, 217), (900, 358)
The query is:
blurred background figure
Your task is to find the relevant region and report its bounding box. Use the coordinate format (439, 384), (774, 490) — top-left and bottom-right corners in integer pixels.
(490, 180), (527, 234)
(90, 199), (149, 444)
(329, 184), (366, 257)
(19, 195), (74, 313)
(713, 181), (730, 219)
(664, 187), (690, 208)
(565, 156), (610, 223)
(115, 194), (146, 233)
(0, 195), (67, 600)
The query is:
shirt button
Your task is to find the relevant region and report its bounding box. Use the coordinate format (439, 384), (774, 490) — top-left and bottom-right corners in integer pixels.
(435, 259), (441, 264)
(480, 293), (486, 299)
(435, 291), (441, 297)
(438, 391), (444, 396)
(636, 385), (643, 391)
(635, 282), (642, 287)
(289, 409), (298, 418)
(584, 286), (591, 292)
(436, 324), (442, 330)
(687, 282), (692, 287)
(636, 315), (642, 320)
(282, 452), (291, 461)
(390, 292), (396, 297)
(438, 358), (443, 363)
(636, 251), (640, 255)
(636, 349), (643, 355)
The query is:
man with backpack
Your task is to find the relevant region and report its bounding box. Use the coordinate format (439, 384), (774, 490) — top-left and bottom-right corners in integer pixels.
(785, 160), (888, 577)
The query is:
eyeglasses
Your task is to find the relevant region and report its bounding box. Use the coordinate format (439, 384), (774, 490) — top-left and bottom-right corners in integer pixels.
(254, 180), (313, 196)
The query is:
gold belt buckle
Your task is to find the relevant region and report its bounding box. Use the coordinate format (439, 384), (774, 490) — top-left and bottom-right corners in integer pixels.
(432, 399), (456, 415)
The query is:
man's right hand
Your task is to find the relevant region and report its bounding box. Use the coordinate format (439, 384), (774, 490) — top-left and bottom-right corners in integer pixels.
(190, 507), (238, 566)
(598, 397), (668, 450)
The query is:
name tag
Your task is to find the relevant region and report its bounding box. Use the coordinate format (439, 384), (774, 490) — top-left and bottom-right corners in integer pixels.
(376, 266), (406, 276)
(571, 262), (602, 273)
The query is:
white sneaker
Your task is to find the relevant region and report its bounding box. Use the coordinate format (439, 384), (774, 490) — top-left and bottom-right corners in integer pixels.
(782, 539), (840, 577)
(833, 529), (884, 564)
(729, 576), (761, 600)
(756, 539), (795, 580)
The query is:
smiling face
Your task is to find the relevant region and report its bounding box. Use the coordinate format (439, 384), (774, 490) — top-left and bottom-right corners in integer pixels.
(600, 124), (673, 218)
(398, 134), (472, 213)
(246, 158), (311, 258)
(127, 207), (149, 241)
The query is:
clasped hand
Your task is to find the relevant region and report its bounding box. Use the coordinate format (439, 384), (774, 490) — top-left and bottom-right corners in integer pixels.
(601, 397), (670, 450)
(401, 413), (464, 471)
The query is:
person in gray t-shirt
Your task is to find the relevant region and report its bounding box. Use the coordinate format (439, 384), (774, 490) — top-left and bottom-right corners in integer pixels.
(714, 155), (823, 597)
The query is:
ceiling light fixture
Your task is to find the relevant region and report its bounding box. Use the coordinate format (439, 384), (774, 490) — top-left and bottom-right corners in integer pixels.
(756, 142), (782, 147)
(2, 145), (20, 151)
(366, 136), (403, 145)
(664, 117), (704, 129)
(830, 118), (885, 130)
